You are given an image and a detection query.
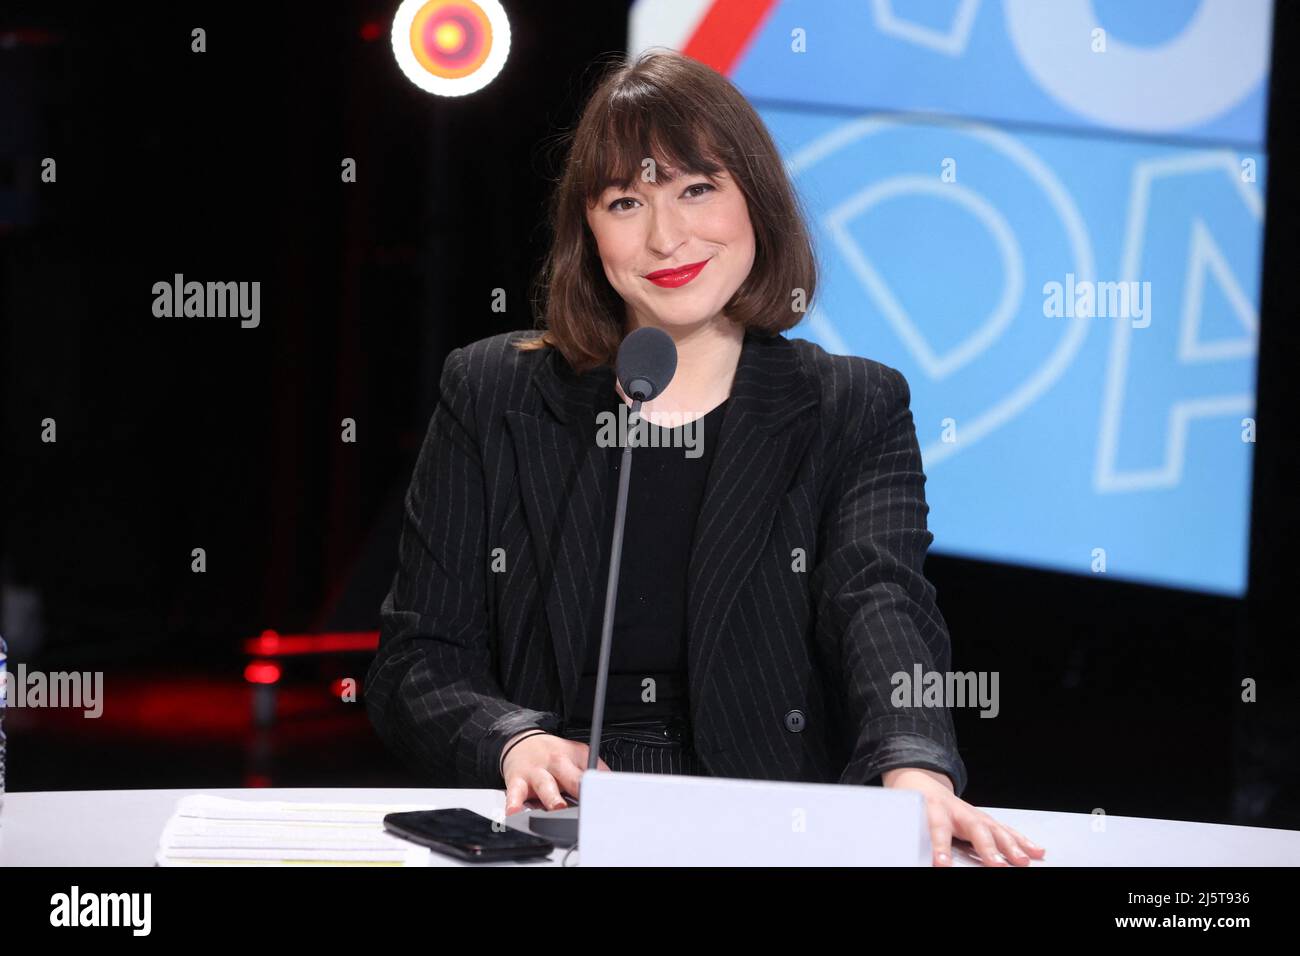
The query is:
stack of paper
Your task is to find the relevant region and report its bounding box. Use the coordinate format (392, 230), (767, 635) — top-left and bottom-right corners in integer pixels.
(155, 795), (436, 866)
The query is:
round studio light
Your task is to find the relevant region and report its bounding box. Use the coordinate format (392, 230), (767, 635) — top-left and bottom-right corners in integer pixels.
(390, 0), (511, 97)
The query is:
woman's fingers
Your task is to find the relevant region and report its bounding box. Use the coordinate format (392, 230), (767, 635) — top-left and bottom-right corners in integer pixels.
(503, 775), (532, 816)
(1004, 825), (1046, 859)
(548, 752), (586, 802)
(927, 803), (955, 866)
(923, 796), (953, 866)
(528, 769), (569, 811)
(991, 823), (1032, 866)
(965, 820), (1011, 867)
(503, 737), (616, 817)
(965, 814), (1045, 865)
(896, 782), (1045, 868)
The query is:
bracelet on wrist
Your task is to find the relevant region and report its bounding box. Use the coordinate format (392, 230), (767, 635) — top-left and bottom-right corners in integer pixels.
(499, 729), (548, 777)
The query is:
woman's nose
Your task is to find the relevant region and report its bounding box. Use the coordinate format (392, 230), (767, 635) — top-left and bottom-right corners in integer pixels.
(645, 206), (687, 257)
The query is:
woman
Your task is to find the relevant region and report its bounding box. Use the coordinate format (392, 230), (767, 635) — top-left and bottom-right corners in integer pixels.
(367, 50), (1045, 867)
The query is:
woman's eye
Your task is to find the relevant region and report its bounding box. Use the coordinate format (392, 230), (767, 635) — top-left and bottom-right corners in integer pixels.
(606, 182), (712, 212)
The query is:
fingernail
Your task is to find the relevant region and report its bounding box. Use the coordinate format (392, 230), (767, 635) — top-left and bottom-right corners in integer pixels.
(992, 852), (1007, 864)
(936, 852), (950, 865)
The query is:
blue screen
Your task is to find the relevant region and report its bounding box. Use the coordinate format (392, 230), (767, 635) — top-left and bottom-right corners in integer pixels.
(633, 0), (1273, 595)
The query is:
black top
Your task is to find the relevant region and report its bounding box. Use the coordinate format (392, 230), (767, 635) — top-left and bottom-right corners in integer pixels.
(570, 392), (730, 726)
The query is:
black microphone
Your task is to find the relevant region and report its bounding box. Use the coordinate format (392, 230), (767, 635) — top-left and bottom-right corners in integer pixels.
(527, 326), (678, 846)
(616, 325), (677, 401)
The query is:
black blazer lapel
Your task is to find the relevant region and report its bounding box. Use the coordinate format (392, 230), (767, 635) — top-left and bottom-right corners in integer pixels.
(505, 350), (614, 721)
(685, 333), (819, 730)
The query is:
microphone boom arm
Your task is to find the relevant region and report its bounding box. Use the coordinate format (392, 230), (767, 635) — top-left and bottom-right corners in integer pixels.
(586, 397), (641, 770)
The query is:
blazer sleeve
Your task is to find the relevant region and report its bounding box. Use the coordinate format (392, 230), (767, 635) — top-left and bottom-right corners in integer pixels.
(365, 347), (563, 788)
(814, 364), (970, 798)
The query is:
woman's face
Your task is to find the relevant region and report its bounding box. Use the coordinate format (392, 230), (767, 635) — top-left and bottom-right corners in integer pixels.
(586, 165), (756, 335)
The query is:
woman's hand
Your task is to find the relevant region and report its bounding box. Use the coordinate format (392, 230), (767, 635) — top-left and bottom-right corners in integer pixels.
(502, 733), (612, 815)
(882, 767), (1046, 867)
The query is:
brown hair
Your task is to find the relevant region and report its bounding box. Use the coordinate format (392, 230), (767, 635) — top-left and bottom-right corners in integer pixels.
(516, 48), (818, 374)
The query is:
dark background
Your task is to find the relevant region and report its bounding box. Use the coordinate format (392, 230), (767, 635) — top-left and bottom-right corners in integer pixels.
(1, 1), (1296, 828)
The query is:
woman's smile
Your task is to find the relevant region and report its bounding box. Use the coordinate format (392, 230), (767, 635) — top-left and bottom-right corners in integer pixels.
(643, 258), (710, 288)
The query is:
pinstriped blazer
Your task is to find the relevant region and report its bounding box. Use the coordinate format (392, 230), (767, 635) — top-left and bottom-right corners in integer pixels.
(365, 328), (969, 797)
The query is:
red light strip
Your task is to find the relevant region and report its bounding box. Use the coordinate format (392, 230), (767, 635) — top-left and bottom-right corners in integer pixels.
(243, 630), (379, 657)
(682, 0), (778, 76)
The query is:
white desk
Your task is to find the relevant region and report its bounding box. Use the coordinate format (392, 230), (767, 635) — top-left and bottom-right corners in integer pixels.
(2, 788), (1297, 866)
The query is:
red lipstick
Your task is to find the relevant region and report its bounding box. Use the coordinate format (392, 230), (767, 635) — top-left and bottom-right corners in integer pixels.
(644, 259), (709, 288)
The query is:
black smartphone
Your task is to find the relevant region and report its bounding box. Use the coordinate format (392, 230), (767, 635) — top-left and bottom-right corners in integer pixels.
(382, 809), (555, 863)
